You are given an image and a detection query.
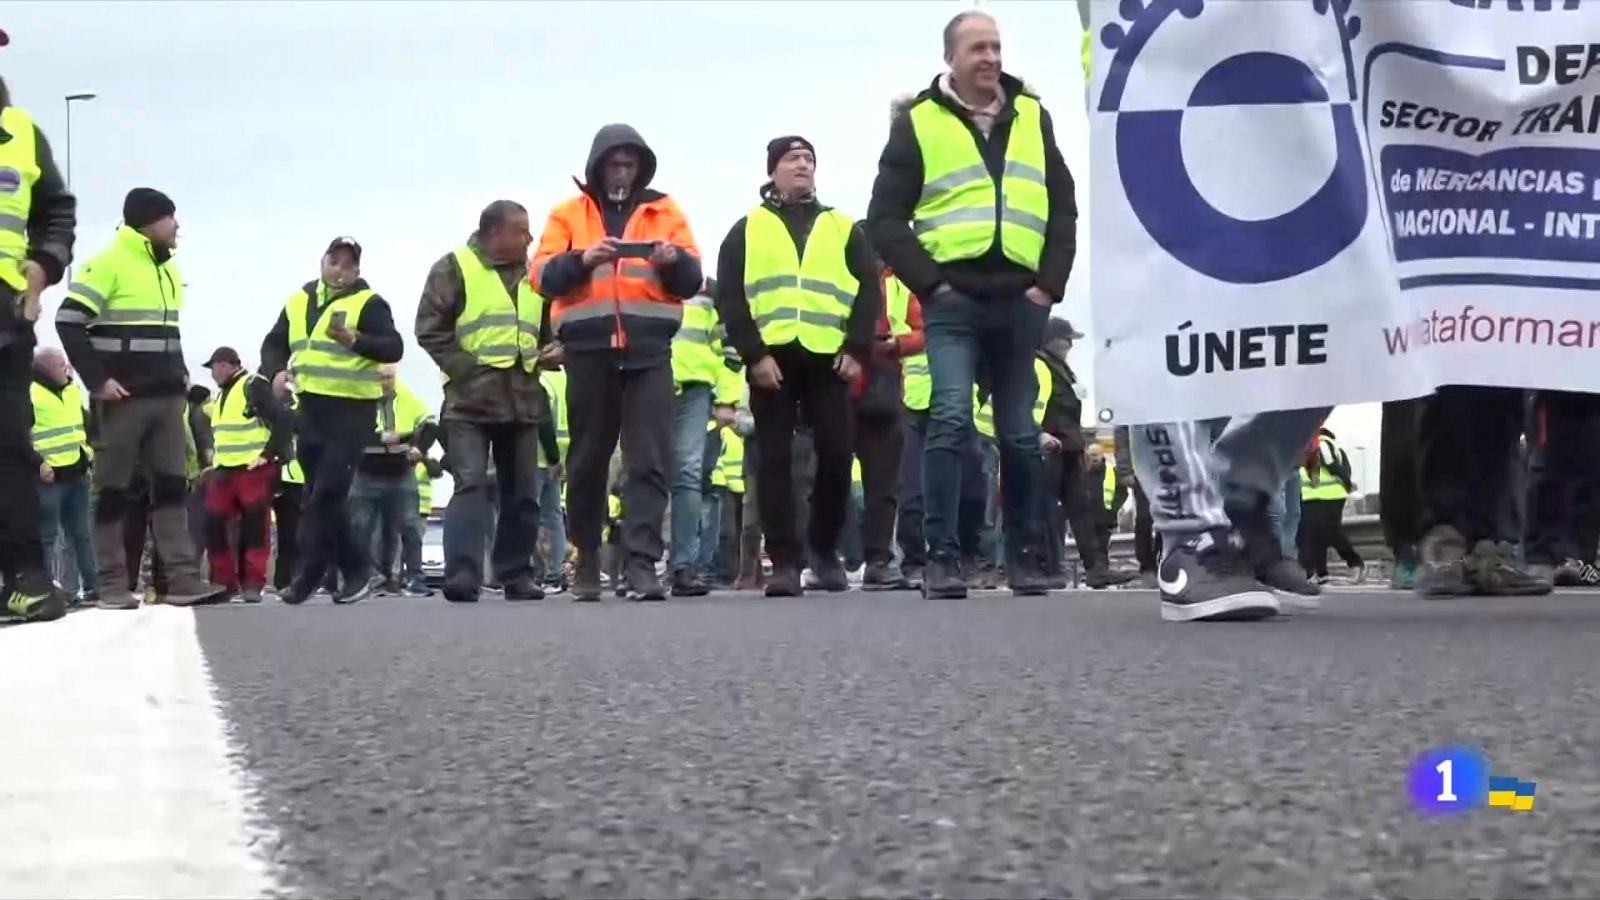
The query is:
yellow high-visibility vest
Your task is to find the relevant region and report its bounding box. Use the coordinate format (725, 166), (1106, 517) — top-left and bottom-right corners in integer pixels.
(211, 372), (273, 468)
(1031, 356), (1052, 427)
(887, 275), (929, 413)
(369, 381), (433, 458)
(673, 288), (723, 386)
(417, 461), (434, 517)
(539, 367), (569, 466)
(0, 106), (40, 294)
(285, 283), (380, 399)
(452, 245), (543, 373)
(67, 225), (185, 359)
(1103, 464), (1117, 510)
(908, 94), (1049, 271)
(30, 380), (88, 468)
(283, 459), (305, 485)
(1300, 437), (1352, 501)
(719, 428), (745, 494)
(744, 206), (859, 356)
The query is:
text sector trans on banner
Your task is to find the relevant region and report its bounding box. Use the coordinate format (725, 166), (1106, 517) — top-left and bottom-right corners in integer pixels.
(1090, 0), (1600, 425)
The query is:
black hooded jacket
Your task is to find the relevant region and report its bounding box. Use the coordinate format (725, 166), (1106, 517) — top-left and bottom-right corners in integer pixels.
(535, 124), (703, 368)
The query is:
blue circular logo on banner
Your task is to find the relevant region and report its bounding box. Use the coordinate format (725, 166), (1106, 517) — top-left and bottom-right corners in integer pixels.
(1098, 0), (1368, 285)
(1407, 745), (1489, 816)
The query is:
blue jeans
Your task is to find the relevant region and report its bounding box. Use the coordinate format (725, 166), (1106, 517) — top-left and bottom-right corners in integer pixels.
(696, 486), (725, 574)
(922, 291), (1050, 565)
(349, 471), (422, 581)
(40, 479), (96, 592)
(1265, 474), (1302, 559)
(841, 480), (866, 570)
(669, 383), (713, 574)
(534, 469), (567, 583)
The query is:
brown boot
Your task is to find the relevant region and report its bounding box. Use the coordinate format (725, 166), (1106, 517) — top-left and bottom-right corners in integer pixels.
(148, 505), (226, 605)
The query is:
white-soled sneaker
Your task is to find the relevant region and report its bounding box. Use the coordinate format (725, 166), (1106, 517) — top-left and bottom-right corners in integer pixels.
(1159, 530), (1280, 623)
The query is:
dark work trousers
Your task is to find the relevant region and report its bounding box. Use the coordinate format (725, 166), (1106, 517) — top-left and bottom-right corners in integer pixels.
(896, 409), (929, 569)
(1525, 390), (1600, 566)
(565, 352), (673, 567)
(740, 444), (763, 576)
(1299, 497), (1362, 578)
(854, 410), (904, 568)
(1380, 397), (1424, 554)
(293, 393), (376, 594)
(717, 489), (743, 583)
(1039, 449), (1103, 575)
(0, 380), (46, 585)
(1418, 385), (1525, 544)
(1132, 481), (1157, 573)
(792, 428), (817, 567)
(441, 420), (541, 591)
(272, 481), (303, 590)
(123, 471), (166, 593)
(749, 344), (855, 572)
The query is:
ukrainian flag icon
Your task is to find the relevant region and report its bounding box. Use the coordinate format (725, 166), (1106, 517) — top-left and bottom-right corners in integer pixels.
(1489, 777), (1536, 811)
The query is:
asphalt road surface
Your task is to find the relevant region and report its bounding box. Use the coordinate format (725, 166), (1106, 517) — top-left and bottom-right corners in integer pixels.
(8, 587), (1600, 898)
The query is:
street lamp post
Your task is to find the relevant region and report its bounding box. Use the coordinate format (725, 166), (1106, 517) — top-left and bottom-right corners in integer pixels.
(63, 91), (97, 192)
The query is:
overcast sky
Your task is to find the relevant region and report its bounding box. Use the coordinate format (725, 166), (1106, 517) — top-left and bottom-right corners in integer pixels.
(5, 0), (1381, 494)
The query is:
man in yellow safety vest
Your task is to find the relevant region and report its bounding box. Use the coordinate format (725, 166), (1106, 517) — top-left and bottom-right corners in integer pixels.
(866, 10), (1076, 599)
(416, 200), (555, 604)
(30, 347), (95, 604)
(533, 365), (569, 589)
(713, 135), (881, 597)
(199, 346), (290, 603)
(666, 276), (739, 597)
(260, 235), (405, 605)
(352, 365), (438, 597)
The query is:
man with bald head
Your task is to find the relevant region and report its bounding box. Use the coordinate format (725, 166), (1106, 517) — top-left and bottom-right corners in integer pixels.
(31, 346), (96, 602)
(867, 10), (1077, 599)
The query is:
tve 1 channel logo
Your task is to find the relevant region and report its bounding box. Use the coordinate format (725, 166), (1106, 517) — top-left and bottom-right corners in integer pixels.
(1408, 746), (1537, 816)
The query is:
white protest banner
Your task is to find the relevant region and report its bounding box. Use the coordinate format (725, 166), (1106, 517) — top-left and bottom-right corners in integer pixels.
(1089, 0), (1600, 425)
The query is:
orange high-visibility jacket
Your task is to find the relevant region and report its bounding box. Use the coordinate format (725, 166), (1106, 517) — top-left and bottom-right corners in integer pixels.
(532, 193), (700, 360)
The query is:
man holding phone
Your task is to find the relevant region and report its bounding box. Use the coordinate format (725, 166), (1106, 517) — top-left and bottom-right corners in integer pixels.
(533, 124), (703, 602)
(259, 236), (405, 605)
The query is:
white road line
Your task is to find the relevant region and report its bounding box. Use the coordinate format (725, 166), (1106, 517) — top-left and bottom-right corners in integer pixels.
(0, 607), (278, 900)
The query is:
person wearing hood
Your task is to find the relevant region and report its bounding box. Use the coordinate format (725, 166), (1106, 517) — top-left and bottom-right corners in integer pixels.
(30, 347), (96, 604)
(866, 10), (1076, 600)
(713, 136), (881, 597)
(260, 235), (405, 605)
(533, 124), (703, 602)
(59, 187), (225, 609)
(417, 199), (553, 604)
(0, 62), (77, 622)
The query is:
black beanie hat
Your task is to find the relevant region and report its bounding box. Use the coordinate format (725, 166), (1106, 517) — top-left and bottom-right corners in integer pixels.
(766, 136), (816, 174)
(123, 187), (176, 229)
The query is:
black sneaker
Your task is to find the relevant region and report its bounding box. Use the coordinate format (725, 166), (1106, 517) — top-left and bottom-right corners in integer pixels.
(1552, 557), (1600, 587)
(4, 577), (68, 623)
(1158, 530), (1279, 622)
(1008, 551), (1050, 596)
(808, 557), (849, 593)
(861, 562), (907, 591)
(1468, 540), (1552, 596)
(626, 562), (666, 601)
(335, 573), (385, 605)
(671, 569), (710, 598)
(502, 577), (545, 601)
(1257, 559), (1322, 611)
(1415, 525), (1472, 597)
(97, 589), (143, 610)
(1227, 495), (1317, 606)
(959, 555), (981, 590)
(572, 557), (602, 602)
(901, 564), (925, 590)
(922, 556), (967, 599)
(765, 567), (803, 597)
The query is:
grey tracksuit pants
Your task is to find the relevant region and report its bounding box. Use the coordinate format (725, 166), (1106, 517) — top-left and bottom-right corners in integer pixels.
(1129, 408), (1331, 553)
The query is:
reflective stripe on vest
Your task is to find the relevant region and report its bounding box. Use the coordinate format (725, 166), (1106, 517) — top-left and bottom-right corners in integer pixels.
(672, 291), (722, 385)
(69, 226), (184, 356)
(212, 373), (271, 468)
(453, 246), (542, 373)
(973, 388), (995, 439)
(720, 429), (745, 494)
(908, 95), (1049, 271)
(285, 285), (381, 399)
(886, 275), (930, 412)
(29, 381), (87, 468)
(0, 107), (40, 294)
(744, 206), (859, 356)
(1299, 466), (1348, 502)
(1032, 356), (1051, 427)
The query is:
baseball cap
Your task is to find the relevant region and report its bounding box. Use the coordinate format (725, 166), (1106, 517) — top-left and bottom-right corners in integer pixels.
(325, 235), (362, 263)
(1044, 317), (1085, 343)
(202, 346), (241, 368)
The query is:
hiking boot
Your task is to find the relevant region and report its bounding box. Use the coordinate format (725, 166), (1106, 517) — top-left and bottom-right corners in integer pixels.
(922, 556), (968, 599)
(1415, 525), (1472, 597)
(1008, 551), (1050, 596)
(901, 564), (925, 590)
(861, 561), (907, 591)
(4, 575), (68, 623)
(96, 588), (142, 610)
(1390, 546), (1419, 590)
(808, 557), (849, 593)
(1468, 540), (1552, 596)
(335, 573), (385, 605)
(765, 567), (803, 598)
(572, 556), (602, 602)
(162, 576), (229, 607)
(671, 569), (710, 598)
(733, 571), (763, 591)
(502, 577), (545, 601)
(1158, 529), (1279, 623)
(959, 555), (981, 590)
(626, 562), (666, 601)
